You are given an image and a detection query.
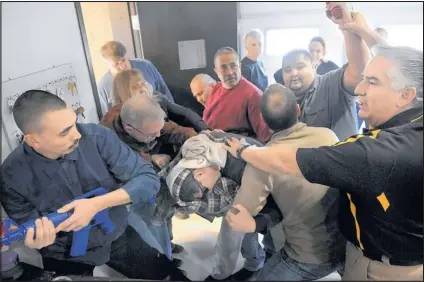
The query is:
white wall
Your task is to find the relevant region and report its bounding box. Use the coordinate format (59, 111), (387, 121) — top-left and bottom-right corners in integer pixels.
(238, 2), (424, 83)
(1, 2), (99, 160)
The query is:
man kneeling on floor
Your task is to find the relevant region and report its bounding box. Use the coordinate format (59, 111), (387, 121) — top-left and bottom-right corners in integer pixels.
(163, 130), (283, 280)
(216, 84), (347, 281)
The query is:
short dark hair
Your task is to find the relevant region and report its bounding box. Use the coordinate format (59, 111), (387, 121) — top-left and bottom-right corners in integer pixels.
(13, 90), (67, 134)
(309, 36), (326, 51)
(260, 84), (298, 131)
(282, 49), (312, 67)
(214, 46), (239, 63)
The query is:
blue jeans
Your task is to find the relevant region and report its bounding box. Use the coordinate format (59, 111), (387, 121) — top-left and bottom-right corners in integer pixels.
(127, 204), (173, 260)
(255, 247), (344, 281)
(241, 233), (266, 271)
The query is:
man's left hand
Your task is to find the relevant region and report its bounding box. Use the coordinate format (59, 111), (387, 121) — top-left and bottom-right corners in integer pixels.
(55, 199), (101, 232)
(225, 204), (256, 233)
(222, 137), (245, 158)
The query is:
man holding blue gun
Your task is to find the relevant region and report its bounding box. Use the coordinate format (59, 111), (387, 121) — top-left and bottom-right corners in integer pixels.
(1, 90), (189, 280)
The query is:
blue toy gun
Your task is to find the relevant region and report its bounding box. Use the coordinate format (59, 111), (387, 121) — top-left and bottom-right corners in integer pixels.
(0, 187), (115, 257)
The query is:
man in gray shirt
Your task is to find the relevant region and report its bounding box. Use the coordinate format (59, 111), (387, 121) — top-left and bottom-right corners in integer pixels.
(98, 41), (174, 116)
(278, 3), (369, 140)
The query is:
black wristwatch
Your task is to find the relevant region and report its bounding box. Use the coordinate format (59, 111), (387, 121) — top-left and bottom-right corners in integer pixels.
(236, 144), (251, 159)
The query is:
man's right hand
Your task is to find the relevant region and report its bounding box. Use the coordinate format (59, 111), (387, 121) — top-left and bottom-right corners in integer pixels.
(24, 217), (56, 249)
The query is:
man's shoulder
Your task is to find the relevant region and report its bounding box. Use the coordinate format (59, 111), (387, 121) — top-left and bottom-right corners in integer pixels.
(301, 126), (339, 145)
(130, 58), (153, 69)
(2, 144), (29, 179)
(272, 124), (339, 147)
(77, 123), (114, 139)
(239, 77), (262, 95)
(98, 72), (112, 88)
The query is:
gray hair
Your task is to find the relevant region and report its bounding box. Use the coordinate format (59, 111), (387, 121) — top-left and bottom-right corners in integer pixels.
(244, 30), (263, 42)
(214, 46), (239, 64)
(372, 45), (424, 105)
(120, 94), (166, 128)
(191, 73), (216, 86)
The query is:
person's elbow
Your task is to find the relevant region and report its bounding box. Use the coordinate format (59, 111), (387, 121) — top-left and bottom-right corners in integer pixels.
(122, 171), (160, 205)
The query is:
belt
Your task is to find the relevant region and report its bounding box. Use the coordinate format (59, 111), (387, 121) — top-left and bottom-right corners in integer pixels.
(363, 249), (423, 267)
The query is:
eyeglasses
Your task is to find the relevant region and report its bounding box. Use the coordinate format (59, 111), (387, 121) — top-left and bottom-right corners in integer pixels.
(126, 124), (161, 140)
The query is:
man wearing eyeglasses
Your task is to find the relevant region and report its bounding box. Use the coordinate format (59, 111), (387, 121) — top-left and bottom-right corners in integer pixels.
(202, 47), (272, 143)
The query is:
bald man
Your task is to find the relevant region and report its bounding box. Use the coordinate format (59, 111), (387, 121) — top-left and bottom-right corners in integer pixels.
(190, 74), (217, 106)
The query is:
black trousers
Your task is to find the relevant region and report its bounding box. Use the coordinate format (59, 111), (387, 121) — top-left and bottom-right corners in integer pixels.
(43, 226), (189, 280)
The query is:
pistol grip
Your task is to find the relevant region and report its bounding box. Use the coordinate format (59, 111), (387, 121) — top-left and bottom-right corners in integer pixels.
(70, 228), (90, 257)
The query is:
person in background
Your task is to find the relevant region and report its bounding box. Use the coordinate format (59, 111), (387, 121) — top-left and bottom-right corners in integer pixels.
(98, 41), (174, 116)
(273, 36), (339, 85)
(374, 27), (388, 40)
(220, 84), (346, 281)
(1, 90), (189, 281)
(309, 36), (339, 74)
(190, 73), (217, 106)
(241, 30), (268, 91)
(200, 47), (272, 143)
(273, 2), (370, 141)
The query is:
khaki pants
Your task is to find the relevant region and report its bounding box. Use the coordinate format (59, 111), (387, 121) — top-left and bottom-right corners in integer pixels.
(343, 242), (423, 281)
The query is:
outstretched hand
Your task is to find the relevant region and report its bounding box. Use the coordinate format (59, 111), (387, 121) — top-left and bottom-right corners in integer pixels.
(222, 137), (245, 158)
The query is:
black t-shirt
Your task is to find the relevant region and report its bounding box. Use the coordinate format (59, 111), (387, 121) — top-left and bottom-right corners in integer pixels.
(296, 107), (424, 264)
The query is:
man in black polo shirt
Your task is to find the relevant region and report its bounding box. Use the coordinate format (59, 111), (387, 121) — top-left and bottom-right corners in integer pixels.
(224, 44), (424, 280)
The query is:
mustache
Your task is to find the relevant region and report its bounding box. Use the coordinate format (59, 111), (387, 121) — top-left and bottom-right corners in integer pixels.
(69, 139), (79, 149)
(224, 75), (237, 82)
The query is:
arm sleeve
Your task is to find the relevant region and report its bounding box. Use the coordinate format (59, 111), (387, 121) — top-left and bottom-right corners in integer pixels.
(247, 91), (272, 143)
(164, 99), (209, 132)
(1, 185), (41, 225)
(325, 64), (357, 102)
(97, 86), (110, 117)
(148, 62), (174, 102)
(160, 120), (197, 146)
(296, 132), (394, 195)
(95, 126), (160, 204)
(233, 164), (273, 216)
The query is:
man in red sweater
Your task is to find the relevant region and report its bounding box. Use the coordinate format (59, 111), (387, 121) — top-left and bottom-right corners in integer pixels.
(200, 47), (272, 143)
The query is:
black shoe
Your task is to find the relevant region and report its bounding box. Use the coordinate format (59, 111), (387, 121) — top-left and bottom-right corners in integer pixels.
(230, 268), (257, 281)
(172, 258), (183, 268)
(204, 275), (230, 281)
(172, 243), (185, 254)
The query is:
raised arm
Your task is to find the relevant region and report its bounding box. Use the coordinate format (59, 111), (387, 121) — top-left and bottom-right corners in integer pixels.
(339, 12), (389, 50)
(327, 2), (370, 90)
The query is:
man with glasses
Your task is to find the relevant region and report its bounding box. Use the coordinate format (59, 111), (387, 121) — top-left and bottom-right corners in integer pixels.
(202, 47), (272, 143)
(98, 41), (174, 116)
(103, 93), (192, 267)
